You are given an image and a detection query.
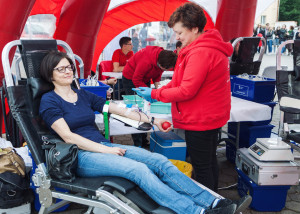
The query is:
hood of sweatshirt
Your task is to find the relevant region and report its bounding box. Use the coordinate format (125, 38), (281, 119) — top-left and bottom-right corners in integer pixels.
(142, 46), (163, 66)
(180, 29), (233, 58)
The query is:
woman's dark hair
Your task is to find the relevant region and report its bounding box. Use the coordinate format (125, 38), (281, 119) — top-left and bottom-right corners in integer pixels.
(158, 50), (177, 69)
(40, 51), (75, 84)
(168, 2), (207, 33)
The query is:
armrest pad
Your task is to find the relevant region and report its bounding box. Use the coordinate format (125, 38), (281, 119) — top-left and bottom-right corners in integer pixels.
(280, 96), (300, 114)
(103, 177), (136, 194)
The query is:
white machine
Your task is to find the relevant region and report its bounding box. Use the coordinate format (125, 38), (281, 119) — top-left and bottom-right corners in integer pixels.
(248, 138), (294, 162)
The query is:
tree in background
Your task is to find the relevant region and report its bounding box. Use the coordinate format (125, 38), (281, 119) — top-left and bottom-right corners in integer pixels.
(279, 0), (300, 25)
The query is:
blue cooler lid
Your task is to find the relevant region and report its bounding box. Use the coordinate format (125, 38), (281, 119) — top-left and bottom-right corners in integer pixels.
(151, 131), (184, 142)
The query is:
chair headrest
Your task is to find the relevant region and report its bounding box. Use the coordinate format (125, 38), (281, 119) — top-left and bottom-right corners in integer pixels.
(19, 40), (58, 78)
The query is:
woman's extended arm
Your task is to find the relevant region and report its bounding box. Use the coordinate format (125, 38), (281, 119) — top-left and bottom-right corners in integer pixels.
(108, 102), (172, 132)
(51, 118), (126, 155)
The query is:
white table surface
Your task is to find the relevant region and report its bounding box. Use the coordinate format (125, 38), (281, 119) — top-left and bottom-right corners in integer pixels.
(95, 96), (272, 136)
(102, 71), (174, 79)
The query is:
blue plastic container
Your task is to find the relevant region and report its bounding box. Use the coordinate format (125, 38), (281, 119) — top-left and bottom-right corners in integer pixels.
(150, 131), (186, 161)
(237, 168), (290, 212)
(150, 102), (171, 114)
(228, 123), (274, 148)
(230, 75), (275, 103)
(79, 79), (109, 99)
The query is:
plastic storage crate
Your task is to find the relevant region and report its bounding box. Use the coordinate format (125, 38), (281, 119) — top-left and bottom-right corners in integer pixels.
(150, 131), (186, 161)
(237, 168), (290, 212)
(79, 79), (109, 98)
(122, 95), (144, 108)
(230, 75), (275, 103)
(150, 102), (171, 114)
(228, 123), (274, 148)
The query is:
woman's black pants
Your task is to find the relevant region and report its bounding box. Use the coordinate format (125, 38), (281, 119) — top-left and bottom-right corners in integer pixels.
(185, 128), (220, 192)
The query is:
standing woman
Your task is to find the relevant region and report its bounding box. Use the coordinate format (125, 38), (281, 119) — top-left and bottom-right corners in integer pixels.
(136, 2), (233, 192)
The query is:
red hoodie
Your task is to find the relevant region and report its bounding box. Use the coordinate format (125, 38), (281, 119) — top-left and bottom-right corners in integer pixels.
(151, 29), (233, 131)
(122, 46), (163, 87)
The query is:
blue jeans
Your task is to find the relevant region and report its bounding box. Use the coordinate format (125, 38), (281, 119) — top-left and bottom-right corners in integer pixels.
(76, 142), (217, 214)
(267, 40), (272, 53)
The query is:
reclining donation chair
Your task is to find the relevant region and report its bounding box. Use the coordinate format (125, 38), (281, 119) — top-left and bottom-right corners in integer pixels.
(230, 37), (265, 75)
(1, 39), (175, 214)
(276, 39), (300, 152)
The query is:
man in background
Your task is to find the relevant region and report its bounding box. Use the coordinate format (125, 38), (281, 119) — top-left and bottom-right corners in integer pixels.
(112, 37), (134, 72)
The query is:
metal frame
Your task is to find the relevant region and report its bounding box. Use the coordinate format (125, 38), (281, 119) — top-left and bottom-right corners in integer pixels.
(1, 39), (142, 214)
(74, 54), (84, 79)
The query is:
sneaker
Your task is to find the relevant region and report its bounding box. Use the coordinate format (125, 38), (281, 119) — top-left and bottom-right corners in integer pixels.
(234, 195), (252, 214)
(205, 204), (236, 214)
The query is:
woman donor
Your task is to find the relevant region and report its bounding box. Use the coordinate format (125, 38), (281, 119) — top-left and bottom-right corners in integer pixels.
(134, 2), (251, 212)
(39, 51), (248, 214)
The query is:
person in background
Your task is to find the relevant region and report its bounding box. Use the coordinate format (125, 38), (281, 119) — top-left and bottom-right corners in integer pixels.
(112, 37), (134, 72)
(139, 23), (148, 48)
(286, 26), (295, 56)
(295, 27), (300, 40)
(273, 26), (280, 53)
(132, 30), (140, 53)
(265, 23), (274, 54)
(122, 46), (177, 148)
(39, 51), (248, 214)
(256, 32), (263, 53)
(278, 24), (287, 54)
(174, 41), (182, 55)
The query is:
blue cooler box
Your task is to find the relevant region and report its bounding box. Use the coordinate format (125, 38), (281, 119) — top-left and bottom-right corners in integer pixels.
(230, 75), (275, 103)
(150, 131), (186, 161)
(237, 168), (290, 212)
(225, 142), (237, 164)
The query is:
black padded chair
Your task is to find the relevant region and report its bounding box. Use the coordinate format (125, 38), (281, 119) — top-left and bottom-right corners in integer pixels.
(276, 39), (300, 152)
(1, 39), (175, 214)
(230, 37), (266, 75)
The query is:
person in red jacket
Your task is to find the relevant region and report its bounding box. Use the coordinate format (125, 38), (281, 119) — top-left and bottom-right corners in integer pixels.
(122, 46), (177, 148)
(135, 3), (252, 213)
(136, 3), (232, 191)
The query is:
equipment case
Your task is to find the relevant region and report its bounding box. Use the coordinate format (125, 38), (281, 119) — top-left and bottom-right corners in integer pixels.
(236, 148), (300, 186)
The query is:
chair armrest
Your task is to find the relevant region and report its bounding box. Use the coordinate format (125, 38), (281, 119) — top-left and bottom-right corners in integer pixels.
(280, 95), (300, 113)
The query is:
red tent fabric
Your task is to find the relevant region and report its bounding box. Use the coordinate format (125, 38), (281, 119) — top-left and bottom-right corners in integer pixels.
(91, 0), (215, 71)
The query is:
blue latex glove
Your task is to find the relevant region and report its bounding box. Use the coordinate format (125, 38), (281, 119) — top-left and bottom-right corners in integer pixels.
(132, 87), (152, 102)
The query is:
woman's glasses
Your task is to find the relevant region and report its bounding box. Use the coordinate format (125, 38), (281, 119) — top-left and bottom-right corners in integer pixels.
(53, 64), (75, 73)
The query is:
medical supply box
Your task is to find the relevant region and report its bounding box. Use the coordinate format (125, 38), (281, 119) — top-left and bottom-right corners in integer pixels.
(79, 79), (109, 98)
(237, 167), (290, 212)
(150, 131), (186, 161)
(236, 148), (300, 186)
(230, 75), (275, 103)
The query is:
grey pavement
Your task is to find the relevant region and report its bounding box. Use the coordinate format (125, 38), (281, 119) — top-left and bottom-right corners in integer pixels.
(33, 53), (300, 214)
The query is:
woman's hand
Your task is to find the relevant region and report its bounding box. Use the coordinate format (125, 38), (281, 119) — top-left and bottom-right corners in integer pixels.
(104, 147), (127, 156)
(154, 118), (172, 132)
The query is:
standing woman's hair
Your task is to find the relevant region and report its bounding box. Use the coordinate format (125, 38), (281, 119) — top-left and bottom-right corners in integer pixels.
(167, 2), (207, 33)
(40, 51), (75, 83)
(158, 50), (177, 69)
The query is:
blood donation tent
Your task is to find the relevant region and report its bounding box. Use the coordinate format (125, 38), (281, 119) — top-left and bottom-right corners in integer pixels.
(1, 0), (300, 213)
